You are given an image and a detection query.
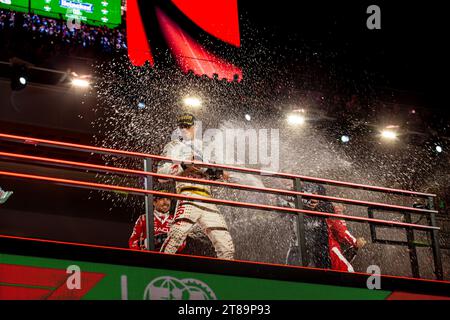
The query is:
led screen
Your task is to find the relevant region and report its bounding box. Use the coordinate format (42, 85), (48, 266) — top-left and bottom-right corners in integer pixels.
(0, 0), (122, 27)
(0, 0), (29, 13)
(31, 0), (121, 27)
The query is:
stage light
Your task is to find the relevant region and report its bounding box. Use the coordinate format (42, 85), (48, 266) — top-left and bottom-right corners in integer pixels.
(183, 96), (202, 108)
(341, 135), (350, 143)
(287, 112), (305, 125)
(436, 145), (443, 153)
(381, 129), (398, 140)
(245, 114), (251, 121)
(71, 78), (90, 88)
(10, 65), (29, 91)
(138, 101), (146, 109)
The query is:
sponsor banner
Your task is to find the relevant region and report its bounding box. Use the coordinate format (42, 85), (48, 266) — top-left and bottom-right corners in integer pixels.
(0, 253), (391, 300)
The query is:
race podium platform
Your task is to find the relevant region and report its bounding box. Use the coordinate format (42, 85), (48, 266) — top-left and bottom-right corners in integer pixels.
(1, 235), (449, 300)
(1, 133), (449, 300)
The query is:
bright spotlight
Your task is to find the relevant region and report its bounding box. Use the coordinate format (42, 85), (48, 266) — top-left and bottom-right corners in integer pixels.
(137, 101), (146, 109)
(245, 114), (251, 121)
(71, 78), (90, 88)
(436, 145), (443, 153)
(183, 96), (202, 108)
(10, 64), (29, 91)
(381, 129), (398, 140)
(341, 135), (350, 143)
(287, 113), (305, 125)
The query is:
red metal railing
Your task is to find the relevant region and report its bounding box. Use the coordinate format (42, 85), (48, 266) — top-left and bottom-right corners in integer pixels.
(0, 133), (436, 197)
(0, 170), (438, 231)
(0, 151), (437, 215)
(0, 132), (443, 279)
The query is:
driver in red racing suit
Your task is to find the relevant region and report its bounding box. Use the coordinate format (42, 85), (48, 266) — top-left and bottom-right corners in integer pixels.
(281, 183), (366, 272)
(327, 203), (366, 272)
(129, 193), (186, 252)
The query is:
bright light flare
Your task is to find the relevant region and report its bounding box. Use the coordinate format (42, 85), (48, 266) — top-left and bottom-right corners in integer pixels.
(381, 129), (398, 140)
(436, 146), (443, 153)
(341, 135), (350, 143)
(245, 114), (251, 121)
(183, 96), (202, 108)
(71, 78), (90, 88)
(19, 77), (27, 85)
(287, 113), (305, 125)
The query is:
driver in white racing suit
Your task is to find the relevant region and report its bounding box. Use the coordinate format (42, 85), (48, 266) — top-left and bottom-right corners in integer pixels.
(157, 113), (235, 260)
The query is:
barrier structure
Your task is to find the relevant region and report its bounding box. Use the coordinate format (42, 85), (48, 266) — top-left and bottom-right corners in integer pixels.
(0, 132), (444, 280)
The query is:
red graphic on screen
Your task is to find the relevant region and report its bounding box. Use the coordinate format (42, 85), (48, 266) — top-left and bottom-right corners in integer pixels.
(156, 7), (242, 82)
(0, 264), (105, 300)
(171, 0), (240, 47)
(126, 0), (154, 66)
(125, 0), (242, 81)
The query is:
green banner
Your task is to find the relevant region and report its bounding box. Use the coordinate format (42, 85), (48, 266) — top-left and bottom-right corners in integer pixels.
(0, 0), (29, 13)
(31, 0), (121, 27)
(0, 253), (391, 300)
(0, 1), (122, 27)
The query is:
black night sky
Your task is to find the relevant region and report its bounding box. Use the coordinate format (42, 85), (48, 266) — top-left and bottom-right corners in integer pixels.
(239, 1), (448, 111)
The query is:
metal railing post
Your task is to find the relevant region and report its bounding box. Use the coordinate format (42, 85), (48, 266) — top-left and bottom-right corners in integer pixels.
(404, 212), (420, 278)
(144, 158), (155, 251)
(293, 178), (308, 266)
(428, 196), (443, 280)
(367, 207), (377, 242)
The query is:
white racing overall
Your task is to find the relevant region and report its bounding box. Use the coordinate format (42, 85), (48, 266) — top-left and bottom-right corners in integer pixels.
(157, 138), (234, 260)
